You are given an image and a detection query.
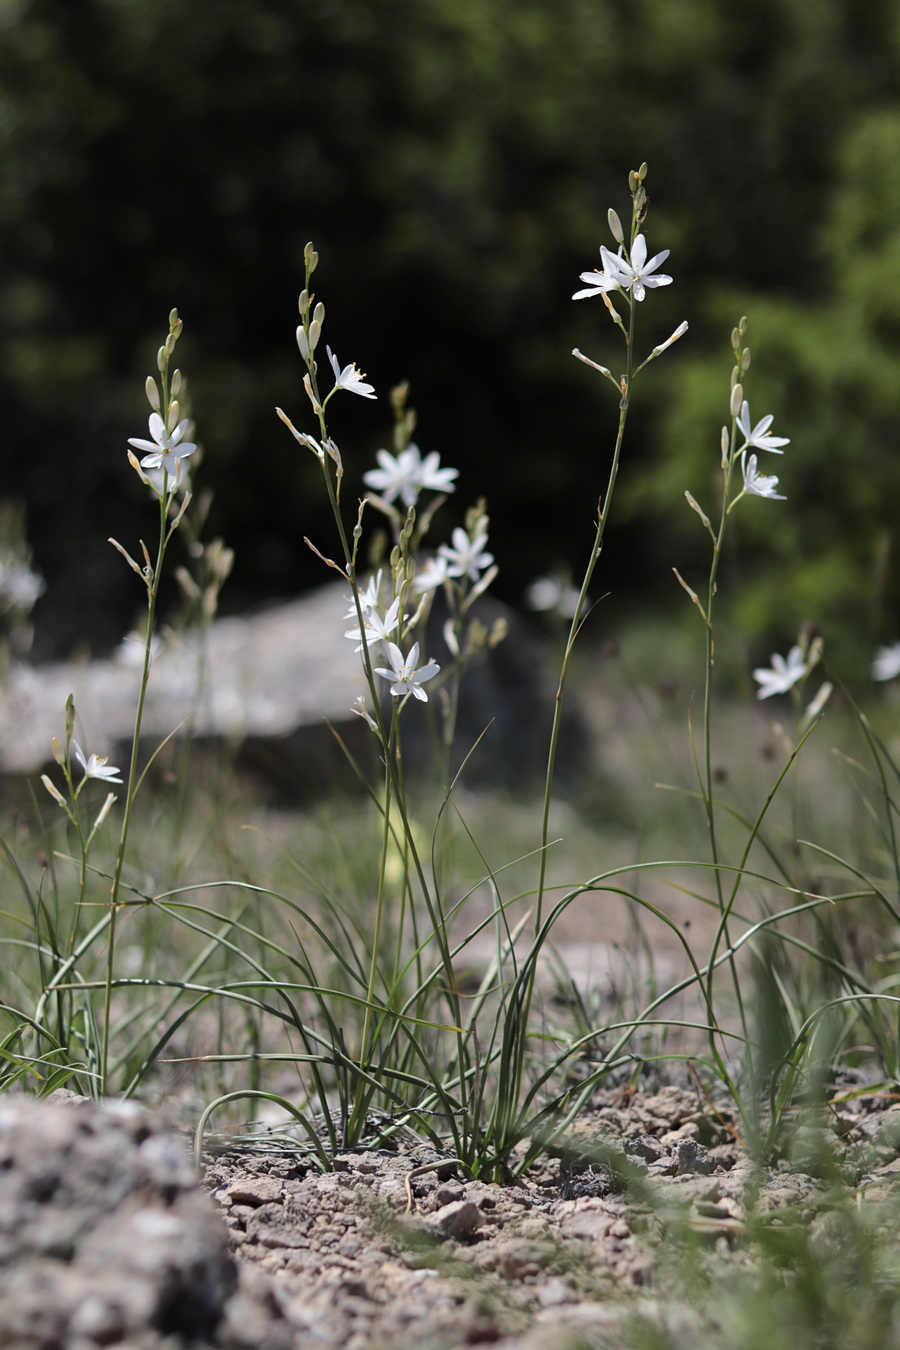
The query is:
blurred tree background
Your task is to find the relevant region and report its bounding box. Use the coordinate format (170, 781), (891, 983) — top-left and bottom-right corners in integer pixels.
(2, 0), (900, 680)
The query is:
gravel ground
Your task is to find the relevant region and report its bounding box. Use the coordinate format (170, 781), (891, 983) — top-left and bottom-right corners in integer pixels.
(4, 1081), (900, 1350)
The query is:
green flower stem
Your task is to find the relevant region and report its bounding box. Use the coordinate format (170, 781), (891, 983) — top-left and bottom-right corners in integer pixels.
(298, 282), (469, 1136)
(102, 488), (168, 1094)
(700, 384), (749, 1058)
(512, 280), (638, 1114)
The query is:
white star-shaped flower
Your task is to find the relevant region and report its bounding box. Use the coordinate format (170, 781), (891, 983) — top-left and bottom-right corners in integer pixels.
(327, 345), (376, 399)
(345, 596), (404, 652)
(128, 413), (196, 478)
(572, 247), (624, 301)
(742, 452), (786, 500)
(753, 646), (807, 699)
(344, 571), (384, 620)
(439, 525), (494, 582)
(71, 739), (123, 783)
(412, 555), (452, 593)
(375, 641), (440, 701)
(873, 643), (900, 681)
(736, 401), (790, 455)
(604, 234), (672, 302)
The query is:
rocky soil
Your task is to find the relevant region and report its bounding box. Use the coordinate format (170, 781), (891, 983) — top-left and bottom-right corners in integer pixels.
(4, 1080), (900, 1350)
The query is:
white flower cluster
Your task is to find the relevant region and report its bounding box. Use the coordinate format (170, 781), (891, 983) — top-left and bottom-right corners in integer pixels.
(347, 435), (499, 705)
(573, 233), (673, 304)
(344, 572), (439, 702)
(735, 400), (790, 502)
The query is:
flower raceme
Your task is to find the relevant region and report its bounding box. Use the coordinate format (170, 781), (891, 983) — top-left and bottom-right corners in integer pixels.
(375, 642), (440, 701)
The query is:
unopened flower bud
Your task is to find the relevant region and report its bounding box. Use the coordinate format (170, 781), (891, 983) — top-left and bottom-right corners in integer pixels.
(638, 162), (648, 181)
(628, 169), (638, 193)
(41, 774), (68, 809)
(308, 317), (322, 351)
(298, 288), (309, 317)
(157, 346), (167, 372)
(165, 333), (176, 356)
(607, 208), (624, 244)
(145, 377), (160, 411)
(741, 347), (751, 372)
(51, 736), (65, 766)
(739, 315), (748, 334)
(721, 427), (730, 468)
(730, 384), (743, 416)
(651, 321), (689, 357)
(92, 792), (117, 830)
(296, 325), (310, 362)
(731, 327), (740, 352)
(169, 307), (179, 328)
(166, 400), (180, 432)
(170, 369), (183, 397)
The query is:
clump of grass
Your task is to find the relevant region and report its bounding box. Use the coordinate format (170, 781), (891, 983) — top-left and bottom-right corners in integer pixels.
(2, 163), (900, 1215)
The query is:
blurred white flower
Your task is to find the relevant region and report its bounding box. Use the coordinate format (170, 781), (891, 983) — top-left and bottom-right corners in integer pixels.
(605, 233), (672, 302)
(375, 641), (440, 701)
(742, 452), (786, 500)
(327, 345), (376, 399)
(71, 739), (123, 783)
(417, 449), (458, 495)
(143, 460), (191, 497)
(736, 401), (789, 455)
(0, 559), (45, 611)
(128, 412), (196, 478)
(116, 630), (164, 666)
(525, 575), (582, 619)
(873, 642), (900, 681)
(412, 555), (452, 593)
(345, 596), (403, 652)
(364, 445), (457, 507)
(753, 646), (807, 699)
(439, 524), (494, 582)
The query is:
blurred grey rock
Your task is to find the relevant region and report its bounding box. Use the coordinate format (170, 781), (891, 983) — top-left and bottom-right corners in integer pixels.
(0, 582), (590, 796)
(0, 1097), (237, 1348)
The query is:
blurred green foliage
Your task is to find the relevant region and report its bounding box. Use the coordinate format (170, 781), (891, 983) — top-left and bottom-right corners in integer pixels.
(1, 0), (899, 679)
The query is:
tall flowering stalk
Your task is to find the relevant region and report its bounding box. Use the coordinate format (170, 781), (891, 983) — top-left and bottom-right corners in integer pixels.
(279, 246), (470, 1138)
(677, 320), (796, 1078)
(510, 167), (687, 1119)
(101, 310), (196, 1092)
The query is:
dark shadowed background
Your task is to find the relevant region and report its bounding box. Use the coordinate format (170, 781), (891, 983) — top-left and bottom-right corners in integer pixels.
(3, 0), (900, 679)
